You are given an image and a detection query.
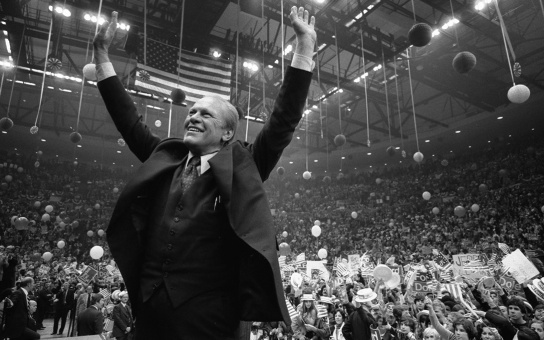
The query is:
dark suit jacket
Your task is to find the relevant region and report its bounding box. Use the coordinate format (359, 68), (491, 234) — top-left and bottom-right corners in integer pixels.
(97, 66), (312, 323)
(77, 306), (104, 336)
(112, 303), (133, 337)
(4, 288), (29, 338)
(54, 288), (75, 311)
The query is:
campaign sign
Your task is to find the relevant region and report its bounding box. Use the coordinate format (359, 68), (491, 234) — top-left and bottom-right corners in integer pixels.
(412, 273), (431, 293)
(78, 266), (98, 285)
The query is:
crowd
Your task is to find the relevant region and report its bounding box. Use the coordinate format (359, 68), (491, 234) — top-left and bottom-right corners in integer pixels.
(0, 138), (543, 339)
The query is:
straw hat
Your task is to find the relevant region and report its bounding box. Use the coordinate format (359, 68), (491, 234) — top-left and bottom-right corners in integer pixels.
(319, 296), (333, 305)
(353, 288), (377, 303)
(301, 294), (315, 302)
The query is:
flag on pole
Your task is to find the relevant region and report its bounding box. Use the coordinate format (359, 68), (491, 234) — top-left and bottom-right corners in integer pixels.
(497, 243), (511, 255)
(285, 298), (300, 322)
(99, 288), (111, 301)
(316, 304), (328, 318)
(135, 39), (232, 104)
(442, 283), (464, 300)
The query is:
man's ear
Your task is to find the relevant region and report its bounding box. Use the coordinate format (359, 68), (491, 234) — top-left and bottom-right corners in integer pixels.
(222, 130), (234, 143)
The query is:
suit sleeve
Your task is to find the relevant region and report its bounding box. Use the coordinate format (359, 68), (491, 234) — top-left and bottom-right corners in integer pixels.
(94, 310), (104, 335)
(485, 309), (517, 340)
(342, 312), (355, 340)
(97, 76), (161, 163)
(112, 305), (127, 331)
(249, 66), (312, 181)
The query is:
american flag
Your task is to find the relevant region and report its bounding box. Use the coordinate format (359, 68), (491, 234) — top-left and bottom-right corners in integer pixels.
(439, 263), (453, 282)
(285, 298), (300, 322)
(336, 262), (350, 277)
(442, 283), (464, 301)
(316, 304), (328, 318)
(99, 288), (111, 301)
(135, 39), (232, 104)
(497, 243), (511, 254)
(294, 253), (306, 268)
(278, 256), (286, 268)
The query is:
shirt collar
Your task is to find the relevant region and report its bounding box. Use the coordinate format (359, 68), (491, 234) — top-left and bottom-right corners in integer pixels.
(187, 151), (218, 174)
(21, 287), (28, 296)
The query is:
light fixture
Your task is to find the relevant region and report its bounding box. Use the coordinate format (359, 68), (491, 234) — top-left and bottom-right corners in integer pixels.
(314, 160), (318, 162)
(117, 150), (121, 153)
(367, 152), (371, 155)
(289, 161), (293, 164)
(455, 130), (461, 133)
(49, 4), (71, 17)
(212, 50), (221, 58)
(41, 139), (46, 142)
(341, 156), (345, 159)
(425, 139), (430, 142)
(497, 116), (503, 120)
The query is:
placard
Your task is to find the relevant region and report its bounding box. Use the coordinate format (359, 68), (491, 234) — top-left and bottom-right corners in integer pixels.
(78, 266), (98, 285)
(502, 249), (540, 284)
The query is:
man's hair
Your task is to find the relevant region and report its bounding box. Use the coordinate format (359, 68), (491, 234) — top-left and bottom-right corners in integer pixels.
(507, 297), (527, 314)
(20, 277), (34, 288)
(423, 327), (439, 338)
(207, 96), (241, 146)
(91, 293), (104, 305)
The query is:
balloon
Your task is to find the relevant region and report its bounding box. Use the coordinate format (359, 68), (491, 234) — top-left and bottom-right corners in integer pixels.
(72, 221), (79, 228)
(277, 167), (285, 176)
(376, 178), (382, 184)
(37, 150), (43, 156)
(471, 204), (480, 212)
(41, 213), (50, 222)
(282, 231), (288, 238)
(69, 132), (82, 144)
(57, 240), (65, 249)
(351, 211), (358, 219)
(452, 52), (477, 74)
(386, 146), (395, 156)
(334, 134), (346, 146)
(90, 246), (104, 260)
(454, 206), (466, 217)
(479, 184), (488, 192)
(56, 216), (62, 223)
(541, 206), (544, 213)
(15, 217), (29, 230)
(303, 171), (311, 180)
(5, 175), (13, 182)
(457, 186), (465, 195)
(441, 160), (449, 166)
(318, 248), (328, 259)
(413, 152), (424, 163)
(42, 252), (53, 262)
(507, 84), (530, 104)
(34, 201), (41, 208)
(82, 63), (97, 80)
(87, 230), (94, 237)
(59, 222), (66, 228)
(73, 161), (78, 166)
(45, 205), (54, 213)
(11, 216), (18, 226)
(34, 161), (40, 168)
(94, 203), (101, 209)
(337, 173), (345, 180)
(499, 169), (507, 177)
(30, 125), (38, 134)
(98, 229), (105, 237)
(113, 187), (119, 194)
(294, 193), (300, 199)
(422, 191), (431, 200)
(118, 138), (126, 147)
(311, 225), (322, 237)
(323, 176), (331, 183)
(432, 207), (439, 215)
(17, 167), (23, 173)
(314, 220), (321, 226)
(171, 88), (186, 105)
(408, 23), (432, 47)
(0, 117), (14, 131)
(278, 242), (291, 256)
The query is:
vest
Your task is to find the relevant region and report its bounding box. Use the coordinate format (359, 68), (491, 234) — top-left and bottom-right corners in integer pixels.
(139, 166), (240, 308)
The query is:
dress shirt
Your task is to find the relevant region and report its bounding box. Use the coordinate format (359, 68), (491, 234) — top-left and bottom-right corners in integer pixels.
(186, 151), (216, 174)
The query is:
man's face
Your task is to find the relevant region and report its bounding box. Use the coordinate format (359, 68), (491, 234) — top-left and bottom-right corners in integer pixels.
(534, 308), (544, 321)
(29, 301), (37, 314)
(86, 286), (93, 294)
(63, 283), (69, 290)
(27, 280), (35, 292)
(508, 305), (523, 321)
(121, 295), (129, 303)
(416, 300), (424, 309)
(424, 333), (437, 340)
(371, 307), (380, 319)
(499, 306), (508, 318)
(97, 298), (104, 308)
(183, 97), (232, 155)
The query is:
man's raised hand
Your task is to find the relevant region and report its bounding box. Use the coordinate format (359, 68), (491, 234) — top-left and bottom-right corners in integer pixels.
(93, 11), (118, 64)
(289, 6), (316, 57)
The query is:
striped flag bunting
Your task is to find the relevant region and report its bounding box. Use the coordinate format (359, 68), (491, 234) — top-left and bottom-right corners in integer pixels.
(439, 263), (453, 282)
(442, 283), (464, 301)
(336, 262), (350, 277)
(497, 243), (511, 255)
(278, 256), (286, 268)
(99, 288), (111, 301)
(317, 304), (328, 318)
(487, 253), (498, 266)
(285, 298), (300, 322)
(135, 39), (232, 104)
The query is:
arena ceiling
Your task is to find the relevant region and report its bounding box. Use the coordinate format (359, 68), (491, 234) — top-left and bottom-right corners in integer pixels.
(0, 0), (543, 176)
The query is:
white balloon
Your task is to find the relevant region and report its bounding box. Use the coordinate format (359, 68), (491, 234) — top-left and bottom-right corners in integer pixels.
(57, 240), (65, 249)
(318, 248), (328, 259)
(314, 220), (321, 226)
(90, 245), (104, 260)
(422, 191), (431, 200)
(82, 63), (97, 80)
(303, 171), (311, 180)
(311, 225), (321, 237)
(42, 252), (53, 262)
(282, 231), (288, 238)
(351, 211), (358, 219)
(507, 84), (530, 104)
(413, 152), (424, 163)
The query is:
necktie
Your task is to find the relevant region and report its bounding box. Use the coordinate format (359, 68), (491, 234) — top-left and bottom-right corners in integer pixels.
(87, 294), (91, 308)
(181, 156), (200, 196)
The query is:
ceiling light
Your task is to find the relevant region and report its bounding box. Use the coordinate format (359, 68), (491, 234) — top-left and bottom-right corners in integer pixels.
(341, 156), (345, 159)
(425, 139), (430, 142)
(77, 145), (82, 148)
(117, 150), (121, 153)
(497, 116), (503, 120)
(314, 160), (318, 162)
(41, 139), (46, 142)
(455, 130), (461, 133)
(367, 152), (371, 155)
(289, 161), (293, 164)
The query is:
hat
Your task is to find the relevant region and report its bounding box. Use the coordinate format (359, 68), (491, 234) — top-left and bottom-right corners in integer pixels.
(417, 310), (430, 320)
(118, 291), (128, 299)
(301, 294), (315, 302)
(320, 296), (333, 305)
(353, 288), (377, 303)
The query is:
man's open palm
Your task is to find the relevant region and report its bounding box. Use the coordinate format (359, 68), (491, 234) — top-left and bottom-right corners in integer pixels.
(289, 6), (316, 45)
